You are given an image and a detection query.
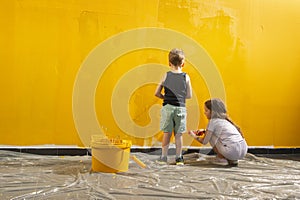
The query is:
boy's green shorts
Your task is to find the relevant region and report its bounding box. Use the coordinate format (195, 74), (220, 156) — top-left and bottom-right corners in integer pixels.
(160, 104), (187, 134)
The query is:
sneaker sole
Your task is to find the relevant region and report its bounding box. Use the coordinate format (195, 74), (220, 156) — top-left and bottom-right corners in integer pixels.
(176, 162), (184, 166)
(228, 160), (238, 167)
(156, 160), (168, 165)
(212, 161), (228, 166)
(228, 162), (238, 167)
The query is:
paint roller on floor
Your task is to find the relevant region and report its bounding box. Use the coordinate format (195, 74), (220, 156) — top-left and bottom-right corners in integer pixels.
(130, 155), (147, 168)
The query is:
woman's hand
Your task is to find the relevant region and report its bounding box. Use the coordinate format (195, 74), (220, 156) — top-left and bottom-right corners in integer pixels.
(195, 129), (206, 136)
(188, 130), (204, 144)
(188, 129), (205, 138)
(188, 130), (198, 138)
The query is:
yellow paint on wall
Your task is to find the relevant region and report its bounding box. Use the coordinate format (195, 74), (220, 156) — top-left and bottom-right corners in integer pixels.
(0, 0), (299, 147)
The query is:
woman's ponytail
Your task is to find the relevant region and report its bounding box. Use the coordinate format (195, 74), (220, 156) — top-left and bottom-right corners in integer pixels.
(225, 117), (244, 138)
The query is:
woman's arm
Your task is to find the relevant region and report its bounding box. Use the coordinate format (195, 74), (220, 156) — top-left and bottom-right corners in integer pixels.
(188, 130), (204, 144)
(202, 130), (212, 145)
(195, 136), (204, 144)
(188, 129), (212, 145)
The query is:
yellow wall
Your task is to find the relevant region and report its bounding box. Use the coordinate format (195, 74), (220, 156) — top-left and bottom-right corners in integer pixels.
(1, 0), (299, 147)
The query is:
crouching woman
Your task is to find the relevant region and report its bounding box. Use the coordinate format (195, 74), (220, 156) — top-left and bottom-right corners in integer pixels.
(189, 98), (248, 166)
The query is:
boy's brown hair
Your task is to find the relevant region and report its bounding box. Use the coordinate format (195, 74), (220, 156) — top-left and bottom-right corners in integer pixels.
(168, 48), (185, 67)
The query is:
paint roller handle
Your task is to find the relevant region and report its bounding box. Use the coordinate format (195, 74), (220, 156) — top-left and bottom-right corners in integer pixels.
(130, 155), (147, 168)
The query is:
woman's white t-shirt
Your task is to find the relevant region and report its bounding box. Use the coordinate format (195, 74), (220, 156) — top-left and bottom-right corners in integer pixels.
(203, 118), (243, 146)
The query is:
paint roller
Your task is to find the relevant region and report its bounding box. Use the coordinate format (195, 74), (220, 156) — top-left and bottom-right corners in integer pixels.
(130, 155), (146, 168)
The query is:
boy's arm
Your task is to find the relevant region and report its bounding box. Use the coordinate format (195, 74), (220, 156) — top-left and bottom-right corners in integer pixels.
(154, 74), (166, 99)
(186, 74), (192, 99)
(154, 84), (164, 99)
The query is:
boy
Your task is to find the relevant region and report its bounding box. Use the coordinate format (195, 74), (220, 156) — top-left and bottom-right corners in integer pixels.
(155, 48), (192, 165)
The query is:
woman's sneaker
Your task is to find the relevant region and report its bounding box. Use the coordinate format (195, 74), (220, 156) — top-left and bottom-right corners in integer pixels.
(212, 157), (228, 166)
(175, 156), (184, 166)
(228, 160), (238, 167)
(156, 156), (168, 164)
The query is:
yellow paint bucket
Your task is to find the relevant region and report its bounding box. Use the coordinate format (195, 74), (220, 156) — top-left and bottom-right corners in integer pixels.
(91, 135), (132, 173)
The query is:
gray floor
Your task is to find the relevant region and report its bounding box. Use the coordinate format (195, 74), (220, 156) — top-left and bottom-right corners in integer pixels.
(256, 154), (300, 162)
(1, 150), (299, 199)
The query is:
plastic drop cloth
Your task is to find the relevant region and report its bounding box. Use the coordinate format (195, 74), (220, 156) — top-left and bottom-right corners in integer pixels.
(0, 150), (299, 199)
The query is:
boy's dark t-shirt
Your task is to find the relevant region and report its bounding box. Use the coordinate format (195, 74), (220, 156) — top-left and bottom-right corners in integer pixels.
(162, 71), (187, 107)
